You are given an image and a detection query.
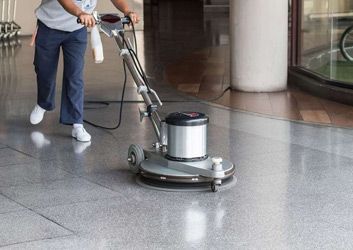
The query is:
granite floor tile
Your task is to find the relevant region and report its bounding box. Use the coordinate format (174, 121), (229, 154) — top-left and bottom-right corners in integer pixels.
(0, 235), (246, 250)
(0, 210), (72, 247)
(0, 148), (38, 168)
(207, 125), (293, 161)
(0, 235), (140, 250)
(0, 178), (124, 209)
(0, 194), (24, 214)
(289, 192), (353, 232)
(0, 125), (101, 161)
(316, 141), (353, 159)
(35, 193), (353, 248)
(0, 161), (74, 187)
(234, 145), (353, 179)
(236, 221), (353, 250)
(36, 197), (286, 244)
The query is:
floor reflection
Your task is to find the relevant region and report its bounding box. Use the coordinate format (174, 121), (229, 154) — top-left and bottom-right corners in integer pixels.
(30, 131), (51, 149)
(184, 201), (225, 243)
(0, 38), (21, 118)
(72, 140), (92, 154)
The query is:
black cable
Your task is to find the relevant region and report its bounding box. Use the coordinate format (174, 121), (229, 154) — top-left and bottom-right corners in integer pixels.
(121, 33), (152, 91)
(83, 21), (144, 130)
(83, 62), (128, 129)
(128, 47), (153, 91)
(124, 15), (138, 56)
(120, 18), (152, 91)
(84, 86), (231, 109)
(121, 33), (144, 80)
(130, 17), (138, 56)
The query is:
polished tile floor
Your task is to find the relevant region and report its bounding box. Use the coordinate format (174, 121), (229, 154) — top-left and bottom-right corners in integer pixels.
(1, 1), (353, 249)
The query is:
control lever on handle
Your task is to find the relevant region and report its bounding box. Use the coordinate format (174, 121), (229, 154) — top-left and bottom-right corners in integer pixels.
(121, 17), (131, 25)
(149, 89), (163, 107)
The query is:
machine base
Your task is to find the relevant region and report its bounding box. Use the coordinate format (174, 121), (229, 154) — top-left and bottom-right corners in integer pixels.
(136, 175), (237, 192)
(133, 149), (236, 192)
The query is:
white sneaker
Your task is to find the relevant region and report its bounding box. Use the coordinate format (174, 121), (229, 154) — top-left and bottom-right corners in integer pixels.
(30, 104), (46, 125)
(72, 127), (91, 142)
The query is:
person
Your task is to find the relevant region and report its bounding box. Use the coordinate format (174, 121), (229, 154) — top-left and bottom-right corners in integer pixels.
(30, 0), (140, 142)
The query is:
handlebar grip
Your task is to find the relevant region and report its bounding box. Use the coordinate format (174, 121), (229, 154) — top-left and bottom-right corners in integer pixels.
(77, 14), (130, 25)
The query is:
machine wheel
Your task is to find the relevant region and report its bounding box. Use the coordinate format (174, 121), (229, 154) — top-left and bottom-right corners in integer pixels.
(211, 183), (220, 192)
(128, 144), (145, 174)
(211, 179), (222, 192)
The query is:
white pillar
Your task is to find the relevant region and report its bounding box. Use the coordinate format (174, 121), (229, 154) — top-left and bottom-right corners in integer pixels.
(230, 0), (288, 92)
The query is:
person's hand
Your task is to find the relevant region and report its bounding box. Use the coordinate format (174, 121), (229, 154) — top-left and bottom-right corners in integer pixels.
(125, 11), (140, 24)
(78, 12), (96, 28)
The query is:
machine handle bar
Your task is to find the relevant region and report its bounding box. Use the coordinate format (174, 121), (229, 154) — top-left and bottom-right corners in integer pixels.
(77, 12), (163, 141)
(77, 14), (130, 26)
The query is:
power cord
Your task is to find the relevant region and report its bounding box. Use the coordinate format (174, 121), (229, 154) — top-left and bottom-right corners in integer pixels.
(85, 86), (231, 107)
(129, 17), (138, 56)
(83, 62), (128, 130)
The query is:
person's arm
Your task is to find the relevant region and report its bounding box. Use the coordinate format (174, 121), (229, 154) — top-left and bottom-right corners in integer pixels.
(57, 0), (96, 28)
(110, 0), (140, 24)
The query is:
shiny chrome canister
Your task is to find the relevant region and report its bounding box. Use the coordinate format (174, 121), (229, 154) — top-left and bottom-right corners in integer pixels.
(165, 112), (209, 161)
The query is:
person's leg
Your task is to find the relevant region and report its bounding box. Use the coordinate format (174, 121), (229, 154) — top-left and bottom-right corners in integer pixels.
(61, 27), (91, 141)
(31, 21), (62, 125)
(60, 27), (87, 125)
(34, 21), (62, 111)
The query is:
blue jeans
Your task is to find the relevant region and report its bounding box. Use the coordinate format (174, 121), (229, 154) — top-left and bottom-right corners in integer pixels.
(34, 20), (87, 125)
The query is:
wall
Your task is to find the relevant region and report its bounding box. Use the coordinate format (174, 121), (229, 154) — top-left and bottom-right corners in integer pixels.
(16, 0), (41, 36)
(16, 0), (144, 35)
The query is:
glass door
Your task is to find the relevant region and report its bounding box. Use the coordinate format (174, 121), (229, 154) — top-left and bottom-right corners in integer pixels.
(295, 0), (353, 84)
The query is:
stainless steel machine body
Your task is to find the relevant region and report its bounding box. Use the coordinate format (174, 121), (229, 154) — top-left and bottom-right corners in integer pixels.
(167, 124), (207, 159)
(166, 112), (208, 160)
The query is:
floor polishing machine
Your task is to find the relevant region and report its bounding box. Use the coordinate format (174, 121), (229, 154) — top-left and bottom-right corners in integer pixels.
(87, 13), (236, 192)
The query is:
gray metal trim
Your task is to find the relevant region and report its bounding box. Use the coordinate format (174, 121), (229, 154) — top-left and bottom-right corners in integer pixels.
(141, 150), (235, 180)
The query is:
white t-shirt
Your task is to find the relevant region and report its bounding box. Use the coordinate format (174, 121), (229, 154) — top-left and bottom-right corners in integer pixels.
(36, 0), (97, 32)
